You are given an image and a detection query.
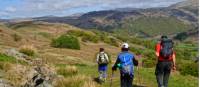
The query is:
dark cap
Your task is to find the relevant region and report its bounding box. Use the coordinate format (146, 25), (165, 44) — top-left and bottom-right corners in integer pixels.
(161, 35), (168, 39)
(100, 48), (104, 52)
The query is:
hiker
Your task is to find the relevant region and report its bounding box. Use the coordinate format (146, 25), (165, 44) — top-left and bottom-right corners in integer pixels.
(112, 43), (138, 87)
(155, 35), (176, 87)
(96, 48), (109, 82)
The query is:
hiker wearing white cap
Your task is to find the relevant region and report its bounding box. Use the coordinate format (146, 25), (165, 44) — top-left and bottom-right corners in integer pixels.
(112, 43), (138, 87)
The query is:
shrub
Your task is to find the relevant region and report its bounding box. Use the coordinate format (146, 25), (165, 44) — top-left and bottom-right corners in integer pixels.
(51, 35), (80, 50)
(179, 62), (198, 77)
(82, 34), (99, 43)
(67, 30), (85, 36)
(11, 33), (22, 42)
(129, 47), (143, 55)
(57, 65), (78, 77)
(174, 32), (188, 41)
(67, 30), (100, 43)
(19, 45), (36, 56)
(103, 37), (119, 47)
(141, 50), (156, 68)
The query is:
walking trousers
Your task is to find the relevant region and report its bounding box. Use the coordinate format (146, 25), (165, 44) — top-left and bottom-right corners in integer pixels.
(120, 73), (133, 87)
(155, 61), (172, 87)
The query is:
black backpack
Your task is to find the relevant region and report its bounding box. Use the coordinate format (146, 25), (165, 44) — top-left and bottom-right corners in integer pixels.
(160, 39), (173, 59)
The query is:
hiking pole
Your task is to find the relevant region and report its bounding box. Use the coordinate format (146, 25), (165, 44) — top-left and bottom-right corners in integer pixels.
(137, 66), (141, 85)
(110, 70), (114, 87)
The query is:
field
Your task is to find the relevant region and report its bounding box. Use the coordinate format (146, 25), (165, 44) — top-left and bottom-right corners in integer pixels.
(0, 22), (198, 87)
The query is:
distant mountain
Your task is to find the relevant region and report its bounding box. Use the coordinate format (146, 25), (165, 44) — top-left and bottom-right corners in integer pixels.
(0, 19), (8, 22)
(4, 0), (198, 38)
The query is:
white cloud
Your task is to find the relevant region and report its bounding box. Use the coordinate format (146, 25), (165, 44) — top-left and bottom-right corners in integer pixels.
(5, 7), (16, 12)
(1, 0), (184, 19)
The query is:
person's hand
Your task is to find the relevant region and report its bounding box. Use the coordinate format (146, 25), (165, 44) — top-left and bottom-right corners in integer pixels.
(112, 67), (116, 71)
(156, 52), (159, 57)
(172, 65), (176, 72)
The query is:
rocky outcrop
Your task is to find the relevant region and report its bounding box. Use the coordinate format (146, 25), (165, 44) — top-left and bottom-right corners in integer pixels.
(24, 66), (56, 87)
(0, 79), (14, 87)
(4, 48), (28, 59)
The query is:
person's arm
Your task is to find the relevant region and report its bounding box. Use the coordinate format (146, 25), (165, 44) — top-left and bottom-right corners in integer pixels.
(172, 53), (176, 70)
(133, 56), (138, 66)
(96, 53), (99, 63)
(155, 43), (160, 57)
(112, 56), (120, 71)
(155, 43), (160, 62)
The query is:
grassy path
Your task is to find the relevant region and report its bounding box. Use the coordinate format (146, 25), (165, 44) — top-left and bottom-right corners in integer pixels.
(76, 64), (198, 87)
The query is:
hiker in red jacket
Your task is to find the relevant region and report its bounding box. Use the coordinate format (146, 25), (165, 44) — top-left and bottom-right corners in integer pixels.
(155, 35), (176, 87)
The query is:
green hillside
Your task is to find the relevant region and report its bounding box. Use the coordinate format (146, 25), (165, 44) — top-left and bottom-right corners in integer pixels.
(0, 22), (198, 87)
(116, 16), (191, 37)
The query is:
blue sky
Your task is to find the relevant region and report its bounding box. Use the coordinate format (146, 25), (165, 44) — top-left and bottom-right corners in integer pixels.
(0, 0), (184, 19)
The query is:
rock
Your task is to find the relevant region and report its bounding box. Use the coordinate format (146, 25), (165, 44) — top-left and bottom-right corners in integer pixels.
(24, 65), (56, 87)
(4, 48), (28, 59)
(0, 79), (14, 87)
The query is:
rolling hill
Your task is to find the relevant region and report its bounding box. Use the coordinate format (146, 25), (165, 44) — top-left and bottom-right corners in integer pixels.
(17, 0), (196, 38)
(0, 20), (198, 87)
(0, 0), (198, 87)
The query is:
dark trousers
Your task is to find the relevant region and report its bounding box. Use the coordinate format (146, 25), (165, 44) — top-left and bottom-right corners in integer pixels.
(120, 73), (133, 87)
(155, 61), (172, 87)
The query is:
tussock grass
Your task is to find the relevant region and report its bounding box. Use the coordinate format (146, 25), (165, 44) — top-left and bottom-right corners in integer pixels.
(19, 45), (37, 56)
(0, 62), (12, 72)
(11, 33), (22, 42)
(57, 65), (78, 77)
(55, 74), (98, 87)
(4, 64), (27, 87)
(5, 71), (24, 87)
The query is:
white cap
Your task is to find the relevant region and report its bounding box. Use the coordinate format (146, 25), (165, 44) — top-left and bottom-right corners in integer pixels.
(122, 43), (129, 48)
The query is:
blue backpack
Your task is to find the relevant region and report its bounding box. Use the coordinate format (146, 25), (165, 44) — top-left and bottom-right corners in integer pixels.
(118, 52), (134, 75)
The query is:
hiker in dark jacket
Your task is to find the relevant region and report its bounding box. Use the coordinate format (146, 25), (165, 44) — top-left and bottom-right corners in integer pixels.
(155, 36), (176, 87)
(97, 48), (109, 82)
(112, 43), (138, 87)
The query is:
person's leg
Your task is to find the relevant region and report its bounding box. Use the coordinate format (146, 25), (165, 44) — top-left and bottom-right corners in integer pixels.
(155, 62), (164, 87)
(103, 65), (108, 81)
(99, 71), (103, 80)
(121, 74), (126, 87)
(163, 62), (172, 87)
(98, 65), (104, 81)
(102, 70), (106, 81)
(127, 75), (133, 87)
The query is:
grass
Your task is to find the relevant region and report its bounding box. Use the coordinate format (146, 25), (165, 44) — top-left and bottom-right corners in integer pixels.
(7, 21), (39, 29)
(59, 63), (198, 87)
(19, 45), (37, 56)
(0, 53), (16, 62)
(55, 74), (98, 87)
(0, 53), (28, 65)
(117, 16), (191, 37)
(135, 68), (198, 87)
(38, 32), (52, 39)
(56, 65), (78, 77)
